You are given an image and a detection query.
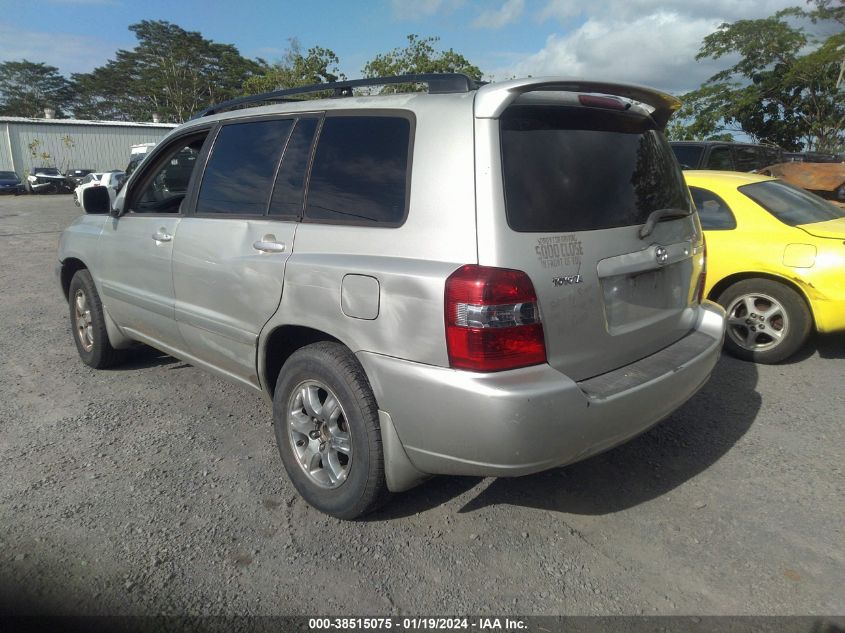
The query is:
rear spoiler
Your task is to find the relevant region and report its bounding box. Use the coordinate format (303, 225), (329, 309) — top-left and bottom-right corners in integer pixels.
(474, 77), (681, 128)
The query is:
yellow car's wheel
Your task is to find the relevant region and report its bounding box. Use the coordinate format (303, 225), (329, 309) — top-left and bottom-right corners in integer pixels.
(718, 279), (812, 364)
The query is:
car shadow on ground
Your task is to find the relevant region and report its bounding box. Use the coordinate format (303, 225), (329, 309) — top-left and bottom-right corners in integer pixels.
(370, 353), (761, 520)
(107, 345), (184, 371)
(785, 332), (845, 363)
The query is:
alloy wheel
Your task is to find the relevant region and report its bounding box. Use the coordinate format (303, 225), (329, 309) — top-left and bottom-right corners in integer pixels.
(725, 292), (789, 352)
(287, 380), (352, 489)
(74, 289), (94, 352)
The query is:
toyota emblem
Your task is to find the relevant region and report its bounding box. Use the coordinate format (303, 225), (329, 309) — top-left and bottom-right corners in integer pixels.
(655, 246), (669, 265)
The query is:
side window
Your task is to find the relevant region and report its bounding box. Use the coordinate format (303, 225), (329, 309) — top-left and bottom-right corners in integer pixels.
(734, 146), (759, 172)
(196, 118), (294, 216)
(305, 116), (411, 226)
(690, 186), (737, 230)
(131, 134), (208, 214)
(706, 146), (734, 170)
(268, 117), (319, 218)
(762, 147), (780, 167)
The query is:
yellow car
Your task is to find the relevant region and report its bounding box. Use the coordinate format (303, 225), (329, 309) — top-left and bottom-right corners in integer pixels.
(685, 171), (845, 363)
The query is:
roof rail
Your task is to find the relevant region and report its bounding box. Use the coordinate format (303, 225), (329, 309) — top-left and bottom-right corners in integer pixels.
(193, 73), (481, 119)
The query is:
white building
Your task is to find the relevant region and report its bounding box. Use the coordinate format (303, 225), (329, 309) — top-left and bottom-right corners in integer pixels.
(0, 116), (177, 176)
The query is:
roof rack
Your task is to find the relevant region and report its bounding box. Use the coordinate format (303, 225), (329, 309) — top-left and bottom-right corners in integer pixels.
(193, 73), (481, 119)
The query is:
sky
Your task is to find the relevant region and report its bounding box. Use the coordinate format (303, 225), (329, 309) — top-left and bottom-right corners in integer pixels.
(0, 0), (809, 96)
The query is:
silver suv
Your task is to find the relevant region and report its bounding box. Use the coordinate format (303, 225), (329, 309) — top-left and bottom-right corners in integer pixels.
(59, 74), (726, 519)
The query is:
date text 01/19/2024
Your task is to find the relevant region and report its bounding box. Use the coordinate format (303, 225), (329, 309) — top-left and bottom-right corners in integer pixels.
(308, 617), (528, 630)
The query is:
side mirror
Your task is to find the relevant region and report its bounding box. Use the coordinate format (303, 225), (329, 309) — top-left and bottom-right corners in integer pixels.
(81, 186), (110, 214)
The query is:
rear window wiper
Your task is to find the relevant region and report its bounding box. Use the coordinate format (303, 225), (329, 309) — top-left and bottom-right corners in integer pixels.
(638, 207), (693, 239)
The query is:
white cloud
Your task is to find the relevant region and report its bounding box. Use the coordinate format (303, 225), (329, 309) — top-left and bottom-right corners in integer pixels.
(389, 0), (465, 20)
(537, 0), (799, 24)
(0, 24), (120, 75)
(492, 0), (800, 95)
(472, 0), (525, 29)
(537, 0), (581, 23)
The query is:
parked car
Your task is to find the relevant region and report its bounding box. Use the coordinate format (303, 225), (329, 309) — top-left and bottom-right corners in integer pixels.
(60, 74), (725, 519)
(783, 151), (843, 163)
(73, 171), (125, 208)
(671, 141), (783, 172)
(25, 166), (74, 194)
(0, 170), (23, 195)
(686, 170), (845, 363)
(65, 168), (96, 187)
(124, 142), (157, 180)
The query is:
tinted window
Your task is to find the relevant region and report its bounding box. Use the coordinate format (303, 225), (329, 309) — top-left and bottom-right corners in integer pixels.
(501, 105), (690, 232)
(133, 135), (206, 214)
(739, 180), (845, 226)
(197, 118), (294, 216)
(671, 145), (703, 169)
(305, 116), (410, 225)
(269, 118), (318, 218)
(761, 147), (781, 166)
(689, 186), (736, 230)
(735, 146), (761, 171)
(0, 171), (17, 179)
(706, 146), (734, 170)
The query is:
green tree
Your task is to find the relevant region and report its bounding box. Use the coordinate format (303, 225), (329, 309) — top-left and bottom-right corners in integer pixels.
(669, 8), (845, 151)
(362, 35), (482, 92)
(72, 21), (263, 122)
(0, 60), (75, 117)
(244, 39), (344, 95)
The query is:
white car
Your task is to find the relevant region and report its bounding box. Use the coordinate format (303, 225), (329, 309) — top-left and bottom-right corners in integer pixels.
(74, 171), (124, 207)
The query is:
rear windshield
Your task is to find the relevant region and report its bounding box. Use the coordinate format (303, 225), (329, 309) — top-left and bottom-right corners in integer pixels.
(0, 171), (17, 179)
(671, 145), (703, 169)
(739, 180), (845, 226)
(501, 105), (690, 232)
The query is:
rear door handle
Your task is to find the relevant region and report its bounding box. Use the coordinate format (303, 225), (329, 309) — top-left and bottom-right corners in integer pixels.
(253, 240), (286, 253)
(152, 231), (172, 242)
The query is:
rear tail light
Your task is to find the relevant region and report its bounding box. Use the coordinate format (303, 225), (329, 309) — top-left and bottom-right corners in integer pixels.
(445, 265), (547, 372)
(694, 237), (707, 303)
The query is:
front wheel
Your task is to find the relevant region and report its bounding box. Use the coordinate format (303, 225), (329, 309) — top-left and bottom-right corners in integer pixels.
(272, 342), (389, 519)
(717, 279), (812, 363)
(67, 270), (124, 368)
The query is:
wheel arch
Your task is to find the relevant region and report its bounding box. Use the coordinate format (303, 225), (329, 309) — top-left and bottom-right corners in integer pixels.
(260, 325), (346, 397)
(60, 257), (88, 301)
(707, 271), (817, 330)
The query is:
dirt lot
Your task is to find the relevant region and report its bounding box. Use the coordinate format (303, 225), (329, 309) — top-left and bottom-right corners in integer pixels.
(0, 194), (843, 617)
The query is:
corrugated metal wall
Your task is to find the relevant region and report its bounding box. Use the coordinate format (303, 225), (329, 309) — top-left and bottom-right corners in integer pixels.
(0, 120), (175, 176)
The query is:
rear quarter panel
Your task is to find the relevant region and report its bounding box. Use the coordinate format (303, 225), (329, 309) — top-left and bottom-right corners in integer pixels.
(257, 96), (479, 391)
(699, 178), (841, 330)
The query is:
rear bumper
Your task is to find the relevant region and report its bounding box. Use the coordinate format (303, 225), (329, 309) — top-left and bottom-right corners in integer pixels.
(358, 301), (725, 477)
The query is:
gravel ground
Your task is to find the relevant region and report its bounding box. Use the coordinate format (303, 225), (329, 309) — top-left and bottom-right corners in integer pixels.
(0, 195), (843, 617)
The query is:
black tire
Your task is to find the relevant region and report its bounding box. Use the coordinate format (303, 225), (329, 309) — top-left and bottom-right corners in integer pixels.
(68, 269), (124, 368)
(272, 342), (389, 519)
(717, 278), (812, 364)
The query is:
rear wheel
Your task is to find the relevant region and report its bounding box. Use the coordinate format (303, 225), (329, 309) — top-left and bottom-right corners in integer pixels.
(717, 279), (812, 363)
(272, 342), (389, 519)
